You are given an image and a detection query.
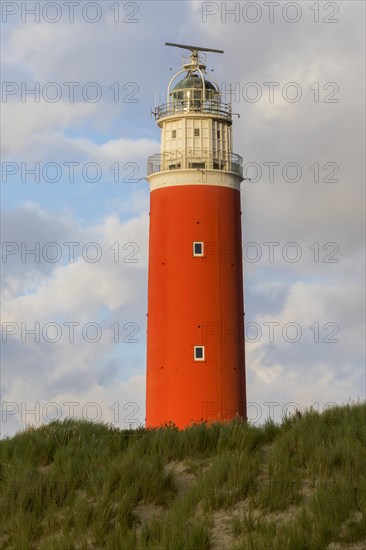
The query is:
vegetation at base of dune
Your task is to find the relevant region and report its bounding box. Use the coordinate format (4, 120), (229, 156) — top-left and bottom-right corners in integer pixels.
(1, 402), (365, 549)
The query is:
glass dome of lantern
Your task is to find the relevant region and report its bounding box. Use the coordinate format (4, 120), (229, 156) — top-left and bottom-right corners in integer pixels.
(170, 73), (220, 112)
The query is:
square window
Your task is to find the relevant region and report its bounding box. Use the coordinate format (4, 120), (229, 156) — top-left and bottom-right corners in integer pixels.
(194, 128), (200, 137)
(172, 130), (177, 138)
(193, 242), (204, 256)
(194, 346), (205, 361)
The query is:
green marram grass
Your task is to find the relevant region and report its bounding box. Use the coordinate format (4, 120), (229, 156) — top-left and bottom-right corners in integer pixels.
(0, 403), (365, 549)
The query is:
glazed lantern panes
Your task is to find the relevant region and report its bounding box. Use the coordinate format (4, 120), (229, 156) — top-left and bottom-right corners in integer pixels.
(170, 74), (220, 113)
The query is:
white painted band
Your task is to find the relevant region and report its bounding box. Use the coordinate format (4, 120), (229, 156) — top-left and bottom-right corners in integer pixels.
(147, 169), (242, 192)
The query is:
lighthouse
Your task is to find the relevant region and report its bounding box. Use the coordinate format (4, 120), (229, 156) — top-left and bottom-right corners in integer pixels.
(146, 43), (246, 429)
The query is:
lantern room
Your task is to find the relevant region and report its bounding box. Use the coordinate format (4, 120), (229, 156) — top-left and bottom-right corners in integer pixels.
(170, 73), (220, 113)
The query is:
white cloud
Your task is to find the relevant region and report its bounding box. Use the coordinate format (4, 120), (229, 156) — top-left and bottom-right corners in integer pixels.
(2, 101), (97, 156)
(1, 205), (148, 436)
(2, 208), (148, 321)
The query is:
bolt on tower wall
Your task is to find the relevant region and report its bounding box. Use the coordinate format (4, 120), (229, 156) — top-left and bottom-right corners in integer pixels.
(146, 43), (247, 428)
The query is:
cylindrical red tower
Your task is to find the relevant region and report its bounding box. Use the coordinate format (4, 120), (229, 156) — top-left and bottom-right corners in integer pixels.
(146, 44), (246, 428)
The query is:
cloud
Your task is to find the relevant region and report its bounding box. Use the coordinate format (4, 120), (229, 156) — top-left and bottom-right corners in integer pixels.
(1, 205), (148, 436)
(2, 206), (148, 319)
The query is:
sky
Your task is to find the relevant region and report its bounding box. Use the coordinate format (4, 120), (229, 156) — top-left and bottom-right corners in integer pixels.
(1, 0), (365, 437)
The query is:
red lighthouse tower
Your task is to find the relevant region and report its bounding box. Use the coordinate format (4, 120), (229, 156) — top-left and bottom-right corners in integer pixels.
(146, 43), (246, 429)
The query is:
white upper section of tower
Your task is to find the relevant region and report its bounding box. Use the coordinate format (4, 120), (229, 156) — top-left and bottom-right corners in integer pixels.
(147, 43), (243, 185)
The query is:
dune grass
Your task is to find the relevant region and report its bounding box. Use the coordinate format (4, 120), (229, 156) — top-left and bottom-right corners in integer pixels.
(0, 403), (365, 549)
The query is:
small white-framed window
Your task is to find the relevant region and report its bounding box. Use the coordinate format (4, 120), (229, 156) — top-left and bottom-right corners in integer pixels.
(194, 128), (200, 137)
(194, 346), (205, 361)
(193, 242), (204, 257)
(172, 129), (177, 138)
(217, 130), (221, 139)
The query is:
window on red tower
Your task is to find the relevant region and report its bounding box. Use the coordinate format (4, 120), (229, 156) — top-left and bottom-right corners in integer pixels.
(193, 242), (204, 256)
(194, 346), (205, 361)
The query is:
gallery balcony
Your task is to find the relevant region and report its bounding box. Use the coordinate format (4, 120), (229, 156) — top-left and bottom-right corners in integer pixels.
(147, 151), (243, 178)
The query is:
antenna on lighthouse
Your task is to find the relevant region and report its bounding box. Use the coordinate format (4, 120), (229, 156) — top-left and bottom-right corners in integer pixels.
(165, 42), (224, 69)
(165, 42), (224, 54)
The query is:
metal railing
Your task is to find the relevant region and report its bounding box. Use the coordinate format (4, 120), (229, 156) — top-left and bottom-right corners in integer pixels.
(153, 100), (232, 120)
(148, 151), (243, 177)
